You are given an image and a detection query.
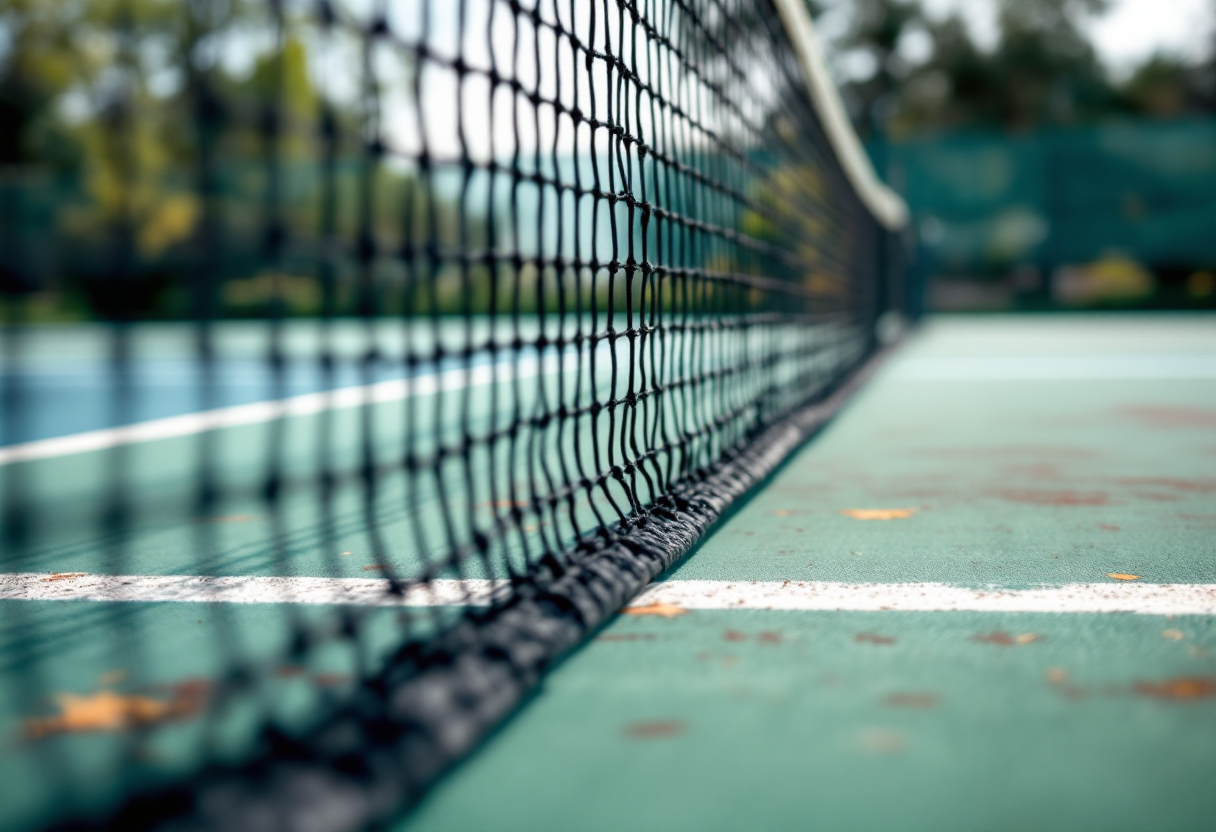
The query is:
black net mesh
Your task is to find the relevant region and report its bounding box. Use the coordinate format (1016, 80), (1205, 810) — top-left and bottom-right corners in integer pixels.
(0, 0), (905, 829)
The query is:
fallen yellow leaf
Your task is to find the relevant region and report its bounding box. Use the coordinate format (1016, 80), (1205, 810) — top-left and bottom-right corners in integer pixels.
(1162, 629), (1185, 641)
(840, 508), (917, 520)
(1107, 573), (1141, 581)
(1015, 633), (1039, 645)
(623, 603), (687, 618)
(25, 681), (210, 740)
(1045, 667), (1068, 684)
(26, 691), (172, 739)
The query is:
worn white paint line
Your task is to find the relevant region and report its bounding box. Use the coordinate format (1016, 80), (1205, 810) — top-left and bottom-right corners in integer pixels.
(631, 581), (1216, 616)
(0, 573), (509, 606)
(889, 355), (1216, 380)
(0, 353), (575, 466)
(3, 574), (1214, 615)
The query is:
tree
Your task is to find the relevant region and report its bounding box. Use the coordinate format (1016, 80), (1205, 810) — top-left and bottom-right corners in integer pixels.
(0, 0), (96, 167)
(821, 0), (1127, 135)
(990, 0), (1113, 127)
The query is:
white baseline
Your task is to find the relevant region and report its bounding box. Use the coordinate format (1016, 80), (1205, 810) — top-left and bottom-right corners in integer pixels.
(2, 574), (1214, 616)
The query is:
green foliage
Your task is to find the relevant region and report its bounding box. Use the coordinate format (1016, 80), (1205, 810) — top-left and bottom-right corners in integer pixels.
(0, 0), (451, 320)
(821, 0), (1215, 137)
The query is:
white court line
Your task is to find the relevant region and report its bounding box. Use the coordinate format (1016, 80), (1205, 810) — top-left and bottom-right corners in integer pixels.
(2, 574), (1213, 615)
(0, 573), (508, 606)
(889, 355), (1216, 380)
(632, 580), (1216, 616)
(0, 353), (578, 466)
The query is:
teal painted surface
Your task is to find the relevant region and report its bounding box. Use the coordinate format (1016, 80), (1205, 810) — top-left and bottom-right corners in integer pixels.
(668, 315), (1216, 586)
(404, 315), (1216, 831)
(407, 610), (1216, 832)
(1, 315), (1213, 831)
(0, 600), (423, 831)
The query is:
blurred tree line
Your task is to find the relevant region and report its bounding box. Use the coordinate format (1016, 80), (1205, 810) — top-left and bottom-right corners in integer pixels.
(0, 0), (482, 321)
(811, 0), (1216, 139)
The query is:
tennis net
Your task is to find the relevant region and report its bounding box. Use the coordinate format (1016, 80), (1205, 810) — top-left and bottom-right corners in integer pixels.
(0, 0), (909, 829)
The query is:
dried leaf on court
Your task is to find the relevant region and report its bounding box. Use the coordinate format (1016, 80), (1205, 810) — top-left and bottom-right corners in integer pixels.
(1015, 633), (1039, 645)
(25, 689), (196, 740)
(1106, 573), (1141, 581)
(840, 508), (916, 520)
(1045, 667), (1068, 684)
(623, 603), (687, 618)
(1162, 629), (1185, 641)
(42, 573), (86, 582)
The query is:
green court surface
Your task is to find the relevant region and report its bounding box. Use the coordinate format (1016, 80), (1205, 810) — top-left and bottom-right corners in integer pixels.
(2, 314), (1215, 831)
(405, 314), (1216, 832)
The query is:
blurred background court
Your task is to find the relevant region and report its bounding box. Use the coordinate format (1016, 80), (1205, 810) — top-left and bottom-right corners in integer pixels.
(822, 0), (1216, 315)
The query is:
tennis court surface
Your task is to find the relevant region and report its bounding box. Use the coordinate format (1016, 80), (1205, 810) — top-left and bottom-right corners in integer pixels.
(2, 0), (1214, 830)
(406, 313), (1216, 832)
(4, 314), (1214, 832)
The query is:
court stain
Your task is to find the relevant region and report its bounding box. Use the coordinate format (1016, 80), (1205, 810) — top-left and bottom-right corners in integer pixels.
(970, 632), (1040, 646)
(623, 720), (685, 740)
(1133, 677), (1216, 701)
(1117, 405), (1216, 428)
(882, 693), (939, 709)
(855, 633), (897, 645)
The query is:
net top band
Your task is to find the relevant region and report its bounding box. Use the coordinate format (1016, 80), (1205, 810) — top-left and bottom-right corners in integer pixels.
(773, 0), (911, 231)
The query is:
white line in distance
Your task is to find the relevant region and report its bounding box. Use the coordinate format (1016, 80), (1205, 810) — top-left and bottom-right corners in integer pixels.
(889, 354), (1216, 380)
(0, 353), (578, 466)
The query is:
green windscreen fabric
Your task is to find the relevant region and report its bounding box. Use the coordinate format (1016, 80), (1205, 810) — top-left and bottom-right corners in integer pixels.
(882, 118), (1216, 281)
